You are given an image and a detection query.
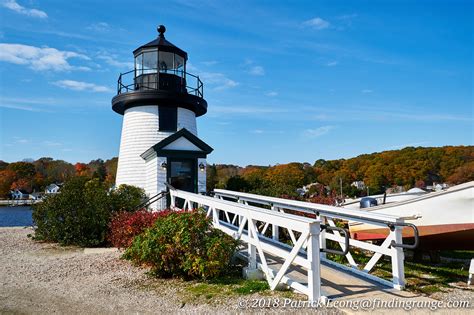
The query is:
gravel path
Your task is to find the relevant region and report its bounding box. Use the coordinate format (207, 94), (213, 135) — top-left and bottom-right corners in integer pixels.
(0, 227), (341, 314)
(2, 227), (471, 314)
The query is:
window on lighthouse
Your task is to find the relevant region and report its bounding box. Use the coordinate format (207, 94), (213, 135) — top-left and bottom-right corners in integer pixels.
(159, 106), (177, 131)
(135, 54), (143, 76)
(143, 50), (158, 74)
(159, 51), (174, 73)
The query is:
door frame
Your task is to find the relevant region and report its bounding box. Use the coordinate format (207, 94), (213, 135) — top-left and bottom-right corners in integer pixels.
(166, 157), (198, 193)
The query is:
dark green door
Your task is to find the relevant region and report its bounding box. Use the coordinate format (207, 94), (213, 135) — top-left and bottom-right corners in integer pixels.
(168, 158), (197, 193)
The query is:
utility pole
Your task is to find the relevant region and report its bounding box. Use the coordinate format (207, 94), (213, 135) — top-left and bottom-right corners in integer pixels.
(339, 177), (343, 199)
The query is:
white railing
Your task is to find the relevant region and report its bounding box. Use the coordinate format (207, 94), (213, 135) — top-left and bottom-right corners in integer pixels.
(214, 189), (418, 290)
(168, 187), (324, 302)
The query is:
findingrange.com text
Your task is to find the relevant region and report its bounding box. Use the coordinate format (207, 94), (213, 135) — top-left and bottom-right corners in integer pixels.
(237, 298), (471, 311)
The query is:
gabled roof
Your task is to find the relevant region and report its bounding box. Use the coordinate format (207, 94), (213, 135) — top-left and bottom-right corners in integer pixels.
(141, 128), (213, 161)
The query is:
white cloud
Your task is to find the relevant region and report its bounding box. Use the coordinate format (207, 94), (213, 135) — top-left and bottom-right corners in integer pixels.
(304, 126), (335, 138)
(97, 54), (133, 69)
(53, 80), (112, 92)
(265, 91), (278, 97)
(303, 17), (330, 30)
(0, 96), (59, 112)
(87, 22), (110, 32)
(326, 61), (338, 66)
(201, 60), (218, 66)
(0, 43), (90, 71)
(2, 0), (47, 18)
(199, 72), (238, 90)
(249, 65), (265, 76)
(361, 89), (373, 93)
(243, 59), (265, 76)
(251, 129), (264, 134)
(186, 62), (238, 90)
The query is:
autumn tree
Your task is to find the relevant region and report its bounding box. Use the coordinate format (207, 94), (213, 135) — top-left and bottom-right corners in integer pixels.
(89, 159), (107, 182)
(0, 169), (16, 198)
(263, 163), (306, 197)
(206, 164), (218, 192)
(104, 157), (118, 185)
(7, 162), (35, 179)
(10, 178), (32, 192)
(0, 160), (8, 171)
(447, 161), (474, 184)
(75, 163), (90, 177)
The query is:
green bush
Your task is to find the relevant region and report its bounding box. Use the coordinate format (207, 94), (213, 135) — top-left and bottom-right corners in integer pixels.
(32, 177), (145, 247)
(109, 184), (146, 212)
(123, 210), (239, 279)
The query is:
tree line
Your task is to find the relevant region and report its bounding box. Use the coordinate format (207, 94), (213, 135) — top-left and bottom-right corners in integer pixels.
(1, 145), (472, 200)
(0, 157), (118, 198)
(206, 146), (474, 199)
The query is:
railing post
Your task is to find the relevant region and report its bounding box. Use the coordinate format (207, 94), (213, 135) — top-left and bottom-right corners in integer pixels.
(317, 215), (327, 259)
(271, 206), (279, 241)
(170, 192), (176, 209)
(390, 224), (405, 290)
(247, 217), (257, 270)
(160, 191), (167, 210)
(237, 199), (245, 226)
(307, 221), (322, 302)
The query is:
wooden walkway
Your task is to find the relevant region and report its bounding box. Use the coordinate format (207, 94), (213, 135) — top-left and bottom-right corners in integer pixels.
(238, 250), (446, 314)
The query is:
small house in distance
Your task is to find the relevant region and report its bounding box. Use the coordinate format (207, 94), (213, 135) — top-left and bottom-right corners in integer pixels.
(45, 183), (61, 194)
(9, 189), (29, 200)
(351, 181), (366, 190)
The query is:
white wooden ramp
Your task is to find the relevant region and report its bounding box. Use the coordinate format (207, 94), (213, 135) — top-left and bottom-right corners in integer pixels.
(167, 186), (422, 304)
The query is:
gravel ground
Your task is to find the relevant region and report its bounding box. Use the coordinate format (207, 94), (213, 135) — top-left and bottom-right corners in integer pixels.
(1, 227), (471, 314)
(0, 227), (342, 314)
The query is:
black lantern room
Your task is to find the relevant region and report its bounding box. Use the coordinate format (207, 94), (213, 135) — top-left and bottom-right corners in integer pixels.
(112, 25), (207, 116)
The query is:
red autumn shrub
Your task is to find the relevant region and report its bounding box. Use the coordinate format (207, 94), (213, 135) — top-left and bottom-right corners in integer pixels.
(107, 209), (171, 248)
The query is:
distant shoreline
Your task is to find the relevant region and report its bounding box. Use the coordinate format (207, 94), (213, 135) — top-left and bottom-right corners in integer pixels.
(0, 200), (40, 206)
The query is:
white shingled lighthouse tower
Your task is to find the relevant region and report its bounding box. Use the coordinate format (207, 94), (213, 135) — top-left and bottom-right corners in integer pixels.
(112, 25), (212, 208)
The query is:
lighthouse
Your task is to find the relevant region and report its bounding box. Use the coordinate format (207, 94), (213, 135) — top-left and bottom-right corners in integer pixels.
(112, 25), (212, 208)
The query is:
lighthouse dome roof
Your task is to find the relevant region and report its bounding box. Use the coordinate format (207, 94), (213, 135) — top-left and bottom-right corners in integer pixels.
(133, 25), (187, 60)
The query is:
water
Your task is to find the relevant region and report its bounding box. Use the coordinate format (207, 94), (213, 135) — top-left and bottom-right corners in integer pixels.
(0, 206), (33, 227)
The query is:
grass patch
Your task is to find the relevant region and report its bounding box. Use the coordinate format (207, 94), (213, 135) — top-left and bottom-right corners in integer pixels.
(327, 249), (470, 296)
(416, 285), (443, 294)
(233, 280), (269, 294)
(440, 250), (474, 260)
(181, 262), (298, 304)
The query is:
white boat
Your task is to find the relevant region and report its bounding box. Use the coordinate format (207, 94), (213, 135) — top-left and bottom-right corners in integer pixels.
(343, 187), (428, 209)
(345, 181), (474, 250)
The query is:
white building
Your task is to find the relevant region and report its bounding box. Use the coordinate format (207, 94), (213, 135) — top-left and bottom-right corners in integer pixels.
(351, 181), (366, 190)
(112, 25), (213, 209)
(10, 189), (29, 200)
(45, 183), (61, 194)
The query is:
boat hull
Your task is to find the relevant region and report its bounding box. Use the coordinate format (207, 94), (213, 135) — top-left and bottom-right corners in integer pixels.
(351, 223), (474, 250)
(347, 181), (474, 250)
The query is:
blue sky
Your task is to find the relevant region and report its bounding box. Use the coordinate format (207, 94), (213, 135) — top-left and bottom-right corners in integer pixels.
(0, 0), (472, 166)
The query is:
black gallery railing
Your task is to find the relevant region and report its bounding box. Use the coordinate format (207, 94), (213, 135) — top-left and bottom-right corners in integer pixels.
(117, 68), (203, 98)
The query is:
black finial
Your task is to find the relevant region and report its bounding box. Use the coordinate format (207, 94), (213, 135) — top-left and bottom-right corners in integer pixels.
(157, 25), (166, 37)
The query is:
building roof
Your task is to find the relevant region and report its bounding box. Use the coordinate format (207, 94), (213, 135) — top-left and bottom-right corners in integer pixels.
(133, 25), (188, 59)
(141, 128), (213, 161)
